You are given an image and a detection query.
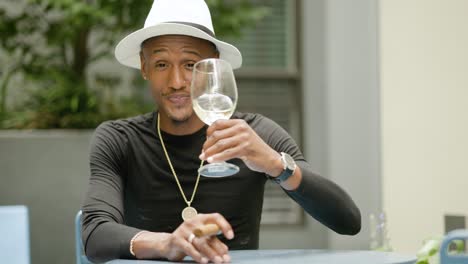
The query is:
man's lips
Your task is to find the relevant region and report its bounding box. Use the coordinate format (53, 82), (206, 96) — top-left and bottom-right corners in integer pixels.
(165, 93), (191, 104)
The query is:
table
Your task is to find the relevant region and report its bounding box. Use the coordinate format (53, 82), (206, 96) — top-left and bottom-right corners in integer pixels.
(106, 249), (416, 264)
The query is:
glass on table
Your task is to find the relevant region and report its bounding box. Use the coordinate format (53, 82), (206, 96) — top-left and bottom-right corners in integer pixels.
(369, 212), (392, 252)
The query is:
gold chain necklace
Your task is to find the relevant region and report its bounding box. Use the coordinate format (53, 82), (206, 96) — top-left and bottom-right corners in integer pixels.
(157, 113), (204, 221)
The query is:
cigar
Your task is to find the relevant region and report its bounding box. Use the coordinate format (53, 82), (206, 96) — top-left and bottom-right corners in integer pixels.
(194, 224), (221, 237)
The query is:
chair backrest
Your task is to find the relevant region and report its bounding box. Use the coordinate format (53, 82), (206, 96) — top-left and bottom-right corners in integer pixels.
(440, 229), (468, 264)
(75, 210), (93, 264)
(0, 205), (30, 264)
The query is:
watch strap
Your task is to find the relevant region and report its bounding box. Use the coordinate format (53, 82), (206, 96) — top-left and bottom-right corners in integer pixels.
(274, 168), (294, 184)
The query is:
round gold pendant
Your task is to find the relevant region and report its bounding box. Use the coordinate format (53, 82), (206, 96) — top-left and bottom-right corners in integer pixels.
(182, 206), (197, 221)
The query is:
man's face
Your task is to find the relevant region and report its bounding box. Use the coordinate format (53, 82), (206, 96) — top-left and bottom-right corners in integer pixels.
(140, 35), (218, 123)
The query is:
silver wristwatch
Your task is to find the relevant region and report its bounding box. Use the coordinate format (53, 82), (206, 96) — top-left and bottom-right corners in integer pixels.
(273, 152), (296, 184)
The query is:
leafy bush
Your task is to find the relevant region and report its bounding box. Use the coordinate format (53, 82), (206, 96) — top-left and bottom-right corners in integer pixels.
(0, 0), (268, 128)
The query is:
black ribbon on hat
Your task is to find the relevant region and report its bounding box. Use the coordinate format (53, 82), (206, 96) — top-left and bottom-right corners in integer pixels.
(167, 21), (216, 37)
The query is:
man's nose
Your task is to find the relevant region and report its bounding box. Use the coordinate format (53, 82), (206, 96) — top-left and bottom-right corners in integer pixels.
(168, 66), (187, 90)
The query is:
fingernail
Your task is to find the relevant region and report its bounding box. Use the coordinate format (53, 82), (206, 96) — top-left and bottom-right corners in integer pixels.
(214, 256), (222, 264)
(199, 153), (205, 160)
(207, 156), (213, 163)
(201, 257), (208, 264)
(223, 254), (231, 263)
(226, 230), (234, 239)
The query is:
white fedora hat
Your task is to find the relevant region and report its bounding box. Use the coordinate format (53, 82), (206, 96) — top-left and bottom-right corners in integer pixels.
(115, 0), (242, 69)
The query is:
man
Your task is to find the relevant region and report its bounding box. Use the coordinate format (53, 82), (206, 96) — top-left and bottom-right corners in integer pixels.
(82, 0), (361, 263)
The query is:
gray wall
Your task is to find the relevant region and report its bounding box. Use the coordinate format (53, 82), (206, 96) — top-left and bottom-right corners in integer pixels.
(302, 0), (381, 250)
(0, 131), (93, 264)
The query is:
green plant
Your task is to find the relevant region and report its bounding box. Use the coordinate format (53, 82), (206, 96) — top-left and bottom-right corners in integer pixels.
(416, 237), (465, 264)
(0, 0), (269, 129)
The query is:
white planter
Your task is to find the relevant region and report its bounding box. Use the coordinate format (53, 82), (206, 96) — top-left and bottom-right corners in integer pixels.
(0, 130), (94, 264)
(0, 129), (330, 263)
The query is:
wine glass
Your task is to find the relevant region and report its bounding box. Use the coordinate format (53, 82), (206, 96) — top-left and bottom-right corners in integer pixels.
(191, 58), (239, 177)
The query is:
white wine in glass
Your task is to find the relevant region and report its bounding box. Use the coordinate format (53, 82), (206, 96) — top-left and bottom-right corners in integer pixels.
(191, 58), (239, 177)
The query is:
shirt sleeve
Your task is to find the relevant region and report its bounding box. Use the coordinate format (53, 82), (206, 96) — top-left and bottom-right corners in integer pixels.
(255, 115), (361, 235)
(81, 122), (141, 262)
(285, 162), (361, 235)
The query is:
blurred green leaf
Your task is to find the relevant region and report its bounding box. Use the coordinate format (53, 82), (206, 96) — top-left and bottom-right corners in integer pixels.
(0, 0), (269, 129)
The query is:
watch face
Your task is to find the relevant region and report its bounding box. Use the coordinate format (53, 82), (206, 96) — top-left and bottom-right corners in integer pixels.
(282, 153), (296, 170)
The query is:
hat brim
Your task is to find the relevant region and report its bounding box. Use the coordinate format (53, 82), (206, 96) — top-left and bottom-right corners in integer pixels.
(115, 23), (242, 69)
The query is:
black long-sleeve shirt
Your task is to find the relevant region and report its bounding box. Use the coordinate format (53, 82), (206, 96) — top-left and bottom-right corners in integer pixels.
(82, 111), (361, 262)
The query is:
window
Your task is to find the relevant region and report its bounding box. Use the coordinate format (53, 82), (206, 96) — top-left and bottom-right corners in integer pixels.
(228, 0), (302, 225)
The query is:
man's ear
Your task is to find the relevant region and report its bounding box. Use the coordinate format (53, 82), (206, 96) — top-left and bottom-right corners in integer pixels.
(139, 51), (147, 80)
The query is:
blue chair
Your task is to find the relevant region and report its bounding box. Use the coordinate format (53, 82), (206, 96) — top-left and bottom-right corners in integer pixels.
(0, 205), (30, 264)
(75, 210), (93, 264)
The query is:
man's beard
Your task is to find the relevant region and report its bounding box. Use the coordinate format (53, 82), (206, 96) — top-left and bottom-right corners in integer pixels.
(165, 108), (192, 124)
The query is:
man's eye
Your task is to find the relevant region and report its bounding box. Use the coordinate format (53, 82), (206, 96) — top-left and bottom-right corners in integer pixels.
(155, 63), (167, 69)
(185, 63), (195, 70)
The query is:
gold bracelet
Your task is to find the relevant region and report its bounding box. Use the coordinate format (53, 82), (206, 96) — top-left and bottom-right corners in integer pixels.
(129, 231), (148, 257)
